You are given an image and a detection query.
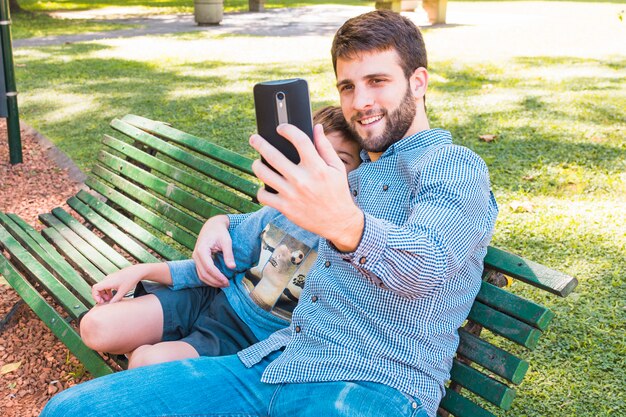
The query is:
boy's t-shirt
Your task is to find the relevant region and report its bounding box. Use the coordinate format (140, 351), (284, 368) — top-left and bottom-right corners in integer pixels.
(167, 206), (319, 340)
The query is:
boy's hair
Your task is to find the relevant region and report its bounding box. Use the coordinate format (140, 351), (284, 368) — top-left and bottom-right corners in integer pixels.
(313, 106), (357, 144)
(331, 10), (427, 79)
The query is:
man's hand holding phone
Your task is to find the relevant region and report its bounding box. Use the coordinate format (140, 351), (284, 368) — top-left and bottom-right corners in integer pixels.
(250, 123), (364, 253)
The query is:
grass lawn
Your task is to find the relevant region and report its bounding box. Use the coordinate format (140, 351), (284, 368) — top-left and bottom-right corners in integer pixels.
(11, 11), (130, 40)
(17, 0), (373, 14)
(10, 2), (626, 416)
(11, 0), (373, 39)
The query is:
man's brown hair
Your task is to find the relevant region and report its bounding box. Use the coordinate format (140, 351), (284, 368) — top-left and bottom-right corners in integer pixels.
(331, 10), (427, 79)
(313, 106), (357, 143)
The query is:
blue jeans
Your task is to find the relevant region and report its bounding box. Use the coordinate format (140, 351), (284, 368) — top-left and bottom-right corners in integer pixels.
(40, 353), (427, 417)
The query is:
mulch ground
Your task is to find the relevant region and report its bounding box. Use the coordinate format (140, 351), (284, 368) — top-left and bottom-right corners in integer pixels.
(0, 120), (92, 416)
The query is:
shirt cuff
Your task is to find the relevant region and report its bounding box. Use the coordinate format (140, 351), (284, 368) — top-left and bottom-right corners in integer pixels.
(167, 259), (202, 290)
(335, 212), (388, 272)
(227, 213), (251, 232)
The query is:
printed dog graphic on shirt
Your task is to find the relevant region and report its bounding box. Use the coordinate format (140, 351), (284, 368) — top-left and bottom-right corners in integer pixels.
(244, 223), (316, 319)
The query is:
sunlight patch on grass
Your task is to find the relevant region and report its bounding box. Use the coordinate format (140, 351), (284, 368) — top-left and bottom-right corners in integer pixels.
(88, 35), (333, 64)
(27, 91), (98, 123)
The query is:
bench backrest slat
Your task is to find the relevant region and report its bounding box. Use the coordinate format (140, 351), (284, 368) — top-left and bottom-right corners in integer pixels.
(85, 177), (198, 252)
(75, 190), (187, 261)
(468, 301), (542, 350)
(439, 388), (496, 417)
(94, 155), (215, 230)
(118, 115), (256, 176)
(449, 359), (516, 410)
(476, 280), (554, 331)
(485, 246), (577, 296)
(457, 329), (529, 385)
(102, 135), (260, 214)
(67, 196), (160, 265)
(108, 121), (260, 203)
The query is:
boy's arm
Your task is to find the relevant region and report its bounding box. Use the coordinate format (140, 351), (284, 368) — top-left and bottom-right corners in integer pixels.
(91, 263), (170, 304)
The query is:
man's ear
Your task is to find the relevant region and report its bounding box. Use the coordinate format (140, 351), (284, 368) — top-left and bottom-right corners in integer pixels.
(409, 67), (428, 99)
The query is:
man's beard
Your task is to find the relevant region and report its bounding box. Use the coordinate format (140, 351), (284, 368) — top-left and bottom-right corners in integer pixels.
(348, 84), (416, 154)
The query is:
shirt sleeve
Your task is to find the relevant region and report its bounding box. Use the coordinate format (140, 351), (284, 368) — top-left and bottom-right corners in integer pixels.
(227, 212), (253, 232)
(339, 145), (498, 299)
(167, 259), (204, 290)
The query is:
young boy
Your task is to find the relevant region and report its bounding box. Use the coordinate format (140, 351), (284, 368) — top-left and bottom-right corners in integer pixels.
(80, 106), (361, 368)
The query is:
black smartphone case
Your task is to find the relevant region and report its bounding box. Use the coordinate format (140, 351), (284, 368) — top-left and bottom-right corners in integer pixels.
(253, 79), (314, 193)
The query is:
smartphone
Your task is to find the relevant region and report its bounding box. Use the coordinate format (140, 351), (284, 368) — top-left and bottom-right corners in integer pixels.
(253, 78), (314, 193)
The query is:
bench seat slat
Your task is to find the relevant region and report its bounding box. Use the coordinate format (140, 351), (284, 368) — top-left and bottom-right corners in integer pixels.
(117, 115), (256, 177)
(476, 280), (554, 331)
(41, 227), (106, 286)
(485, 246), (577, 297)
(39, 213), (120, 276)
(439, 388), (496, 417)
(468, 301), (542, 350)
(103, 135), (260, 214)
(85, 178), (197, 252)
(0, 224), (90, 317)
(50, 208), (132, 270)
(1, 214), (93, 306)
(67, 197), (159, 264)
(0, 255), (114, 377)
(450, 359), (516, 410)
(76, 190), (187, 261)
(97, 152), (226, 224)
(457, 329), (529, 385)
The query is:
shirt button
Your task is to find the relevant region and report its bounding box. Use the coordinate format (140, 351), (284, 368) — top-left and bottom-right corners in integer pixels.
(359, 256), (367, 265)
(295, 326), (302, 333)
(412, 402), (418, 409)
(311, 295), (318, 302)
(352, 189), (358, 197)
(382, 184), (389, 191)
(324, 260), (331, 268)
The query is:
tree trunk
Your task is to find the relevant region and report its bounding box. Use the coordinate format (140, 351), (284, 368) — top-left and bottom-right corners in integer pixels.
(9, 0), (25, 13)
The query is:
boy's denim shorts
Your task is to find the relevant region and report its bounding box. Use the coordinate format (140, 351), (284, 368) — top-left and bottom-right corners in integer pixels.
(135, 281), (259, 356)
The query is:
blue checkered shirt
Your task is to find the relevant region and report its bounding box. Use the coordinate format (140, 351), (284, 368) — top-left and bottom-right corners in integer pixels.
(233, 128), (498, 417)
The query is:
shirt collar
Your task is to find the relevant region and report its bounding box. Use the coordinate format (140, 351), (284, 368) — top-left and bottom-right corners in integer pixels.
(359, 128), (452, 163)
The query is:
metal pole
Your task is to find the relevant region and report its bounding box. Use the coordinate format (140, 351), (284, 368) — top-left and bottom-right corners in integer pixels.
(0, 0), (21, 164)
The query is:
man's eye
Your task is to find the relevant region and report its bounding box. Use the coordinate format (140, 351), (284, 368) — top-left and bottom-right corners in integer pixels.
(340, 85), (354, 92)
(340, 158), (349, 166)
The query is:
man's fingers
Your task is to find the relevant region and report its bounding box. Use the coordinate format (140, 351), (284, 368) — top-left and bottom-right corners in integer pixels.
(251, 159), (290, 195)
(249, 134), (296, 179)
(312, 124), (344, 170)
(275, 124), (317, 164)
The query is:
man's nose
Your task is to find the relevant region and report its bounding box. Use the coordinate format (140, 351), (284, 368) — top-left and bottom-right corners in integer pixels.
(352, 86), (374, 111)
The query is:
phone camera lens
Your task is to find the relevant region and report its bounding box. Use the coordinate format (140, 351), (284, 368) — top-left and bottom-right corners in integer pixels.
(276, 92), (285, 100)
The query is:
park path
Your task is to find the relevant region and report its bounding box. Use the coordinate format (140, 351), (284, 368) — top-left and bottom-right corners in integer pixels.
(13, 3), (626, 62)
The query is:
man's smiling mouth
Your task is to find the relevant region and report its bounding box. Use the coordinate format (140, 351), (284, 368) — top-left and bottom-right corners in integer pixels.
(358, 115), (383, 126)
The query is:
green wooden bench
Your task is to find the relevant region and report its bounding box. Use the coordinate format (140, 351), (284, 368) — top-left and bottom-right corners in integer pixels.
(0, 115), (577, 416)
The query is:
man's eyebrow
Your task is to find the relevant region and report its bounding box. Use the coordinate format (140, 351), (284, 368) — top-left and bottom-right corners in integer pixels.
(336, 73), (392, 88)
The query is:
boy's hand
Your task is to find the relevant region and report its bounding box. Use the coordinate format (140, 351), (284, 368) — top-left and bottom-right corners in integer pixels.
(192, 215), (234, 288)
(92, 265), (146, 304)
